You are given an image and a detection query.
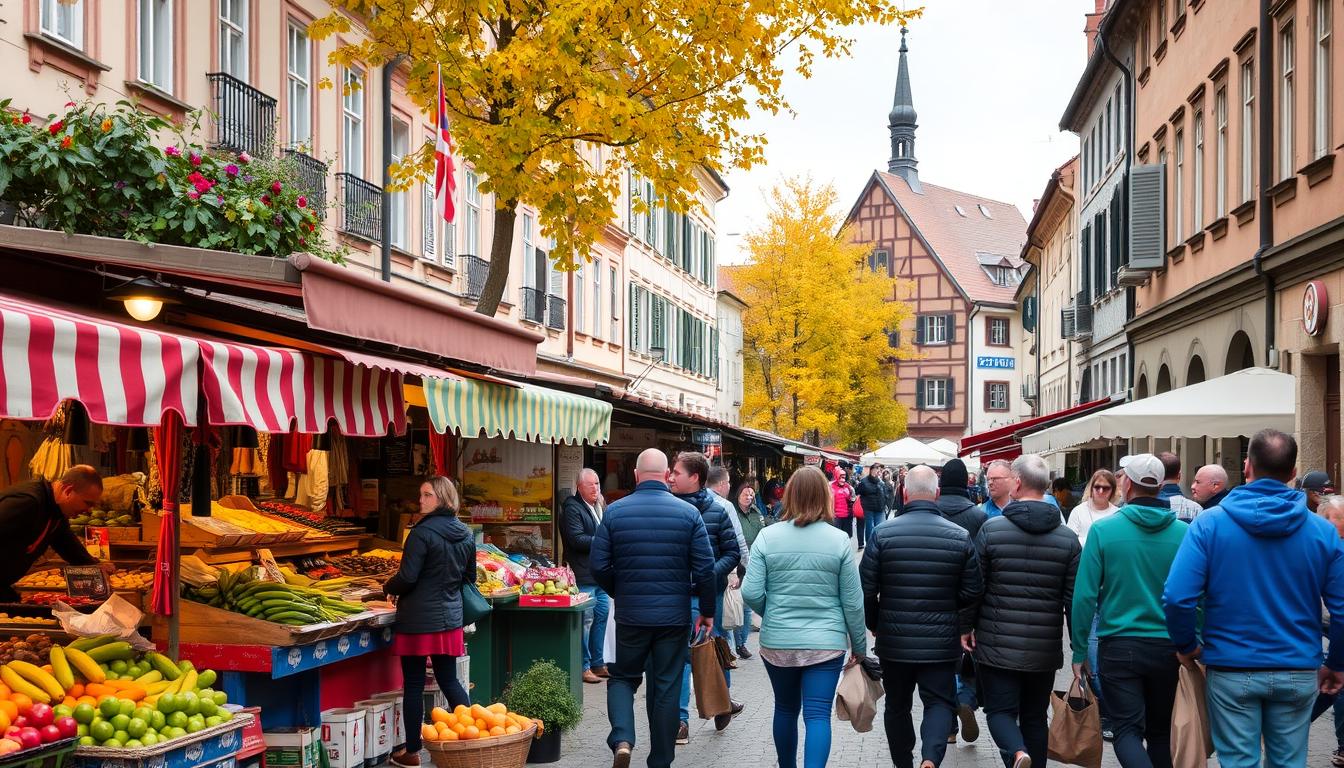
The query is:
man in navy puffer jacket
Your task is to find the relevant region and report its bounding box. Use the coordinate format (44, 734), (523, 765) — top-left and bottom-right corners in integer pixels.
(592, 448), (716, 768)
(668, 451), (742, 741)
(1164, 429), (1344, 768)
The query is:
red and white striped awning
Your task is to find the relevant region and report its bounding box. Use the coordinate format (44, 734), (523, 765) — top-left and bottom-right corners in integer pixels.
(0, 293), (405, 436)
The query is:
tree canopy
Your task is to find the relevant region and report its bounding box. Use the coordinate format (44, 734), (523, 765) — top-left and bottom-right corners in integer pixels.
(736, 177), (909, 451)
(314, 0), (920, 315)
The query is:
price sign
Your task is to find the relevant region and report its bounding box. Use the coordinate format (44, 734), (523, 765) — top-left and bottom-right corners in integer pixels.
(64, 566), (110, 601)
(256, 549), (286, 583)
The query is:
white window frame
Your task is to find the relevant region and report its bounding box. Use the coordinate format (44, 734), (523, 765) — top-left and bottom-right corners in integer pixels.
(987, 382), (1009, 411)
(610, 265), (619, 342)
(989, 317), (1008, 346)
(138, 0), (175, 92)
(1215, 88), (1228, 218)
(286, 23), (311, 149)
(1174, 129), (1185, 242)
(576, 262), (586, 334)
(592, 259), (603, 340)
(40, 0), (83, 49)
(1280, 23), (1296, 180)
(1241, 60), (1255, 202)
(923, 379), (949, 411)
(218, 0), (248, 81)
(421, 181), (436, 262)
(923, 315), (949, 345)
(522, 213), (537, 289)
(342, 67), (366, 178)
(389, 117), (410, 250)
(1313, 0), (1332, 159)
(464, 170), (481, 256)
(1193, 110), (1205, 229)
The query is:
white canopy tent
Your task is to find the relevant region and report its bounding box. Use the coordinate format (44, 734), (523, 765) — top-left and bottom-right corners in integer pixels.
(928, 437), (981, 473)
(861, 436), (951, 467)
(1022, 367), (1295, 454)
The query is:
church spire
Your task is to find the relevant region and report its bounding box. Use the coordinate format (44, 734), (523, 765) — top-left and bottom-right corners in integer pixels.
(888, 27), (921, 192)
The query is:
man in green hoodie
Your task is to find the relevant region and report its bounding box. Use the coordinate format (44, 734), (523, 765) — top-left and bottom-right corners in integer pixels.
(1070, 453), (1189, 767)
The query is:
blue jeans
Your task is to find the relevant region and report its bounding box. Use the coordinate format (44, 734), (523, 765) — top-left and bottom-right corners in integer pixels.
(679, 593), (728, 722)
(732, 602), (752, 648)
(763, 655), (845, 768)
(606, 623), (689, 768)
(1087, 613), (1106, 714)
(579, 586), (610, 671)
(956, 673), (977, 709)
(864, 510), (880, 545)
(1206, 668), (1318, 768)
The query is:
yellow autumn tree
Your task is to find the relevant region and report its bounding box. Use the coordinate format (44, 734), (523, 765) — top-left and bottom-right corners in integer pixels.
(738, 177), (910, 451)
(312, 2), (920, 316)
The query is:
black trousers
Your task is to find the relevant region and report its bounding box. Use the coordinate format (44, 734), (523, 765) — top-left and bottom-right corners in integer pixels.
(834, 516), (853, 537)
(977, 663), (1055, 768)
(1099, 637), (1180, 768)
(400, 654), (470, 753)
(606, 623), (690, 768)
(880, 659), (958, 768)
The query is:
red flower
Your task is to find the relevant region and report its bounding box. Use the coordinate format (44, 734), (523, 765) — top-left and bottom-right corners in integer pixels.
(59, 136), (73, 149)
(189, 153), (202, 167)
(304, 222), (314, 232)
(261, 194), (271, 206)
(48, 120), (64, 135)
(20, 111), (31, 125)
(64, 101), (75, 108)
(271, 181), (282, 194)
(297, 196), (308, 209)
(187, 171), (205, 184)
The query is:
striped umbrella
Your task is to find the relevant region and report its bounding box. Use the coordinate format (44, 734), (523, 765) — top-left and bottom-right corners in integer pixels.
(150, 411), (183, 616)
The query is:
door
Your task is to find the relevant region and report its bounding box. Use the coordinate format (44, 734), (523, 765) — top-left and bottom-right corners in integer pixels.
(1328, 354), (1340, 485)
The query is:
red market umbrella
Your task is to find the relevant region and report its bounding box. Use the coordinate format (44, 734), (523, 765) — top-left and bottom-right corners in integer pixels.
(150, 412), (182, 617)
(429, 430), (450, 476)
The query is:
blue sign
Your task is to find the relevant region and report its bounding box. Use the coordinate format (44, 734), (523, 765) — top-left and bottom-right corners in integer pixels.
(976, 356), (1016, 370)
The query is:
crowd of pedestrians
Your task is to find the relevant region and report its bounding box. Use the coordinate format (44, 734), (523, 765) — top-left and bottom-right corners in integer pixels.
(570, 429), (1344, 768)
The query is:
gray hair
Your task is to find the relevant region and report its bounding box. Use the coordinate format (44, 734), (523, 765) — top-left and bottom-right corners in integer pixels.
(904, 465), (939, 499)
(986, 459), (1013, 476)
(1320, 495), (1344, 516)
(1010, 454), (1051, 495)
(575, 467), (599, 487)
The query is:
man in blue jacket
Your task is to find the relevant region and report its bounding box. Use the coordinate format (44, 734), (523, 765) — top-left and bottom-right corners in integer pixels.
(592, 448), (716, 768)
(1163, 429), (1344, 768)
(670, 451), (742, 742)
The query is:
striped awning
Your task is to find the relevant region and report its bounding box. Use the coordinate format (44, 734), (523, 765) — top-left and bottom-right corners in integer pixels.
(423, 375), (611, 445)
(0, 293), (405, 436)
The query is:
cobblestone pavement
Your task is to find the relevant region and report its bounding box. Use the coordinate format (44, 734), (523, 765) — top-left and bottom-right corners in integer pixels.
(552, 629), (1344, 767)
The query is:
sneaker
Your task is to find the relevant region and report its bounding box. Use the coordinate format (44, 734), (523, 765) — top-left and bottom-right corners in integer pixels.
(389, 750), (420, 768)
(957, 704), (979, 743)
(1101, 729), (1115, 742)
(612, 742), (632, 768)
(676, 722), (690, 745)
(1333, 747), (1344, 767)
(1012, 752), (1032, 768)
(735, 645), (753, 659)
(920, 761), (935, 768)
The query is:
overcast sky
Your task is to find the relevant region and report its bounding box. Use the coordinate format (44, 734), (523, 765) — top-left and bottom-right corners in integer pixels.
(718, 0), (1097, 263)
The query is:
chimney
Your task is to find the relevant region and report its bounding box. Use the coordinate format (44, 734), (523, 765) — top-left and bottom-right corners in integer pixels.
(1084, 0), (1106, 56)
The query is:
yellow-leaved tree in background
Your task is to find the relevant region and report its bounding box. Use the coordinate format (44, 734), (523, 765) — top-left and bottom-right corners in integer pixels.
(313, 1), (921, 316)
(736, 177), (910, 452)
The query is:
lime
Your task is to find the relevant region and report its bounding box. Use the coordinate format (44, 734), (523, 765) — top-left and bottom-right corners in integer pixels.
(109, 660), (128, 674)
(141, 732), (157, 746)
(102, 738), (122, 748)
(124, 739), (143, 749)
(53, 704), (72, 720)
(132, 707), (153, 723)
(185, 718), (204, 734)
(76, 724), (88, 738)
(199, 699), (218, 717)
(118, 699), (136, 717)
(113, 730), (129, 743)
(127, 664), (144, 678)
(217, 709), (233, 722)
(178, 660), (194, 672)
(167, 726), (186, 739)
(73, 704), (96, 724)
(157, 694), (178, 714)
(166, 711), (188, 729)
(98, 697), (120, 719)
(111, 714), (130, 732)
(77, 736), (95, 747)
(183, 695), (200, 717)
(149, 711), (165, 731)
(127, 718), (148, 739)
(204, 715), (222, 728)
(212, 692), (227, 706)
(90, 720), (114, 742)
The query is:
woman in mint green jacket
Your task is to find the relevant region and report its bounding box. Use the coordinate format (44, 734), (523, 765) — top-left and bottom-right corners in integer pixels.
(742, 466), (868, 768)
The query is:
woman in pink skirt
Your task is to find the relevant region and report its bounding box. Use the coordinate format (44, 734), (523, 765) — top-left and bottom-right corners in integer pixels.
(387, 476), (475, 767)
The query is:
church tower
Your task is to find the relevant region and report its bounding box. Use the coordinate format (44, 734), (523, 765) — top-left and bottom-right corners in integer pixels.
(887, 27), (921, 192)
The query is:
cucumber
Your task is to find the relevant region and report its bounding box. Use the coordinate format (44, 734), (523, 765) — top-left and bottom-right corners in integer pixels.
(266, 611), (318, 624)
(146, 652), (182, 681)
(86, 642), (135, 662)
(69, 634), (116, 651)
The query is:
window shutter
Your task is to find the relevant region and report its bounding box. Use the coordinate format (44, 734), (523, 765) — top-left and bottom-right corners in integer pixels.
(1094, 215), (1106, 298)
(1061, 306), (1076, 338)
(629, 284), (639, 351)
(915, 316), (926, 345)
(945, 314), (956, 344)
(1022, 296), (1037, 332)
(1129, 163), (1166, 269)
(1080, 223), (1092, 303)
(946, 377), (956, 411)
(915, 380), (926, 410)
(887, 331), (900, 348)
(1109, 193), (1122, 278)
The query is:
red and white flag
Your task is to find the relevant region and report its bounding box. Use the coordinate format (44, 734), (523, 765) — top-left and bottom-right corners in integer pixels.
(434, 69), (457, 224)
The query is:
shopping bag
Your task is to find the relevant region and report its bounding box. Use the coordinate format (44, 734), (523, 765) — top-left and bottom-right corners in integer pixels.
(1047, 677), (1103, 768)
(721, 586), (744, 630)
(689, 629), (731, 719)
(713, 635), (738, 670)
(835, 656), (884, 733)
(1171, 662), (1214, 768)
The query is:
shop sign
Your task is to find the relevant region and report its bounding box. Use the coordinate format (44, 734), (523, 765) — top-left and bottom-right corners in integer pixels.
(692, 429), (722, 445)
(64, 565), (110, 601)
(1303, 280), (1329, 337)
(803, 454), (822, 465)
(976, 356), (1016, 370)
(608, 426), (657, 448)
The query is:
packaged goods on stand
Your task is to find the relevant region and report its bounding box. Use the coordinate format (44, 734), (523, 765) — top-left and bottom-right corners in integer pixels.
(328, 555), (398, 579)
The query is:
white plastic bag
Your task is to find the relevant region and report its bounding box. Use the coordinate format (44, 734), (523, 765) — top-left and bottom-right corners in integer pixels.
(721, 586), (744, 630)
(51, 594), (154, 650)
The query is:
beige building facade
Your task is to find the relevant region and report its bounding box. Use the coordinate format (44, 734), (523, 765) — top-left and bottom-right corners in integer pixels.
(1020, 157), (1081, 419)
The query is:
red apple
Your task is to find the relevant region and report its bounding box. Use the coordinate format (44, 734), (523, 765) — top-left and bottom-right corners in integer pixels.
(16, 727), (40, 749)
(38, 725), (60, 744)
(26, 704), (52, 729)
(53, 717), (76, 739)
(12, 717), (28, 730)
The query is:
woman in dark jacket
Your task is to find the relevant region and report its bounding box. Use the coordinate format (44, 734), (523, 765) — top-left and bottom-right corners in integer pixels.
(387, 476), (475, 768)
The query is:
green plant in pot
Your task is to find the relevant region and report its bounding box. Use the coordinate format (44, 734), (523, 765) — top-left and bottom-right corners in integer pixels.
(502, 660), (581, 764)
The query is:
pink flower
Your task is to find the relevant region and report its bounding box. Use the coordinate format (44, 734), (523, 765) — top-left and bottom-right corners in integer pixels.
(225, 164), (239, 178)
(189, 152), (202, 167)
(188, 191), (201, 200)
(217, 195), (225, 204)
(165, 146), (181, 157)
(271, 181), (282, 194)
(64, 101), (75, 108)
(238, 151), (251, 164)
(48, 120), (64, 135)
(261, 194), (271, 206)
(298, 237), (306, 247)
(187, 171), (205, 184)
(297, 196), (307, 209)
(273, 215), (283, 227)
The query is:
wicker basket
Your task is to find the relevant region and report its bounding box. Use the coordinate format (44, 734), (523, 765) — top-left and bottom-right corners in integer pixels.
(422, 724), (538, 768)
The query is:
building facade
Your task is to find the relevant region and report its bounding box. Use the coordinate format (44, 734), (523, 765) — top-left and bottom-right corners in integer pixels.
(845, 30), (1030, 441)
(4, 0), (732, 414)
(714, 286), (747, 426)
(1020, 157), (1081, 419)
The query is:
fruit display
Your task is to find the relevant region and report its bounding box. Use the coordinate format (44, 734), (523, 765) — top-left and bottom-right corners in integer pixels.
(420, 703), (541, 744)
(522, 567), (581, 597)
(17, 569), (154, 592)
(21, 593), (97, 608)
(182, 566), (368, 625)
(256, 501), (365, 536)
(202, 505), (315, 537)
(475, 549), (525, 597)
(293, 558), (343, 581)
(14, 570), (64, 590)
(0, 616), (57, 628)
(0, 636), (54, 666)
(329, 555), (399, 578)
(69, 508), (136, 534)
(362, 549), (401, 560)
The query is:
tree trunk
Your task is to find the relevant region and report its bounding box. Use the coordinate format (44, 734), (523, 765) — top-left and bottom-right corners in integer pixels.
(474, 200), (518, 316)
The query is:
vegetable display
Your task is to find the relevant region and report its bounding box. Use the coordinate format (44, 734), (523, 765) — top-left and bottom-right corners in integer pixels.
(183, 567), (366, 626)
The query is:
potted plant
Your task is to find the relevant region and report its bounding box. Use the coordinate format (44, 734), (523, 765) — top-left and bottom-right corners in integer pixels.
(502, 660), (582, 764)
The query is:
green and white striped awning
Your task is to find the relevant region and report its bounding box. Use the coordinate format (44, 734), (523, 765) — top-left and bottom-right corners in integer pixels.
(423, 376), (612, 445)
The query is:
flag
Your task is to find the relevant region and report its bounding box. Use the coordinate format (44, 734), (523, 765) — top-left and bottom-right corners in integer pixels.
(434, 69), (457, 224)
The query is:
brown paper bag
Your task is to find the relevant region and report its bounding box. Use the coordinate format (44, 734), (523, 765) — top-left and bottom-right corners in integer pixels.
(835, 657), (884, 733)
(690, 631), (731, 719)
(1047, 677), (1103, 768)
(1171, 662), (1213, 768)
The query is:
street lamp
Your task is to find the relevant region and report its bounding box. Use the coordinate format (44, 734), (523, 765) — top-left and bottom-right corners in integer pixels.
(628, 345), (666, 391)
(106, 276), (178, 322)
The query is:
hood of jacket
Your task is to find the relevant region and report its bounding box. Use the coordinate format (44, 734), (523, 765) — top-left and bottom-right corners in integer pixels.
(936, 494), (976, 516)
(677, 487), (717, 516)
(416, 509), (472, 543)
(901, 499), (940, 516)
(1118, 496), (1177, 532)
(1003, 499), (1060, 534)
(1202, 488), (1231, 510)
(1219, 478), (1309, 538)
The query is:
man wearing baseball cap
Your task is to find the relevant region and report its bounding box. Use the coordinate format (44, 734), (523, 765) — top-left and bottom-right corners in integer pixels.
(1300, 470), (1336, 513)
(1071, 454), (1188, 766)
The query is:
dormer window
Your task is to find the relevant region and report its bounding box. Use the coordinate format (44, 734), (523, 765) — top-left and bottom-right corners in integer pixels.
(954, 205), (968, 217)
(978, 204), (993, 218)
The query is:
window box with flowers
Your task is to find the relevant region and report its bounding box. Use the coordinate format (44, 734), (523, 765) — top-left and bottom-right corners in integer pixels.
(0, 99), (345, 263)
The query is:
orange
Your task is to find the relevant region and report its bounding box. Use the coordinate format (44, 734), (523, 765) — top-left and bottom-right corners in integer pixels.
(61, 697), (75, 708)
(441, 728), (458, 741)
(0, 684), (10, 699)
(0, 702), (17, 721)
(430, 707), (451, 724)
(0, 711), (10, 732)
(475, 718), (487, 730)
(488, 726), (505, 737)
(67, 684), (83, 699)
(486, 703), (507, 715)
(421, 724), (438, 742)
(462, 725), (479, 740)
(9, 694), (32, 715)
(505, 725), (521, 735)
(450, 722), (466, 736)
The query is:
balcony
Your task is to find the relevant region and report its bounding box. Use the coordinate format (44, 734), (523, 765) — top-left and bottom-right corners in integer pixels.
(282, 149), (327, 219)
(520, 287), (546, 324)
(207, 73), (276, 158)
(546, 295), (566, 331)
(335, 172), (382, 243)
(462, 255), (488, 300)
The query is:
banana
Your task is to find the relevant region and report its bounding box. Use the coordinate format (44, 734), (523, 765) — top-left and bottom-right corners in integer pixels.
(0, 666), (50, 704)
(8, 661), (64, 701)
(47, 646), (74, 691)
(62, 646), (105, 684)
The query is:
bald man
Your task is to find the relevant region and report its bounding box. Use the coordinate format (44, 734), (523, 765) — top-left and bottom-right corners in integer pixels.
(1190, 464), (1231, 510)
(591, 448), (716, 768)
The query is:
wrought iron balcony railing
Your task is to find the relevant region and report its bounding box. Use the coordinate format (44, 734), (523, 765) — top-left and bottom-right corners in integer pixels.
(462, 255), (488, 299)
(282, 149), (327, 219)
(207, 72), (276, 158)
(520, 287), (546, 324)
(546, 295), (566, 331)
(335, 172), (382, 242)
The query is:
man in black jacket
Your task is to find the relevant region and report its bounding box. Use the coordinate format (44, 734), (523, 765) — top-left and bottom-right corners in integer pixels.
(935, 458), (988, 744)
(0, 466), (105, 601)
(669, 451), (742, 742)
(855, 463), (887, 550)
(560, 467), (610, 684)
(862, 465), (982, 768)
(967, 454), (1081, 768)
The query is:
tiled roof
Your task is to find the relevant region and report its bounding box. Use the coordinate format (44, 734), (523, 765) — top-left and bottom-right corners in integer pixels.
(875, 172), (1028, 305)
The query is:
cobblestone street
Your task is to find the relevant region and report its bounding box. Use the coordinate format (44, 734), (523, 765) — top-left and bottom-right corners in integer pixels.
(554, 629), (1344, 767)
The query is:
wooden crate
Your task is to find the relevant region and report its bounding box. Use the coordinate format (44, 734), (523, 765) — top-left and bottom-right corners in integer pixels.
(218, 496), (310, 543)
(152, 599), (377, 647)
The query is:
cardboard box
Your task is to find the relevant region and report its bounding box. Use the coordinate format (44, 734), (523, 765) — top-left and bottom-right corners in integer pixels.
(457, 655), (471, 696)
(518, 592), (590, 608)
(353, 698), (393, 766)
(320, 709), (366, 768)
(236, 706), (265, 758)
(264, 726), (322, 768)
(372, 691), (406, 749)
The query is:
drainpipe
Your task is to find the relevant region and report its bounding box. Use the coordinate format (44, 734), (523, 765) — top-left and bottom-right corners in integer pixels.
(1253, 0), (1277, 366)
(1034, 278), (1042, 416)
(1096, 28), (1137, 399)
(967, 302), (981, 431)
(380, 55), (407, 283)
(566, 270), (575, 359)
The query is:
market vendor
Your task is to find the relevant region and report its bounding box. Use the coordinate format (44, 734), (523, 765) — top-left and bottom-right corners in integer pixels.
(0, 465), (108, 602)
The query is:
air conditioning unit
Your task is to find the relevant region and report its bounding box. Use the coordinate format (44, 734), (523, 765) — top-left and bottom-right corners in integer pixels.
(1021, 377), (1038, 401)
